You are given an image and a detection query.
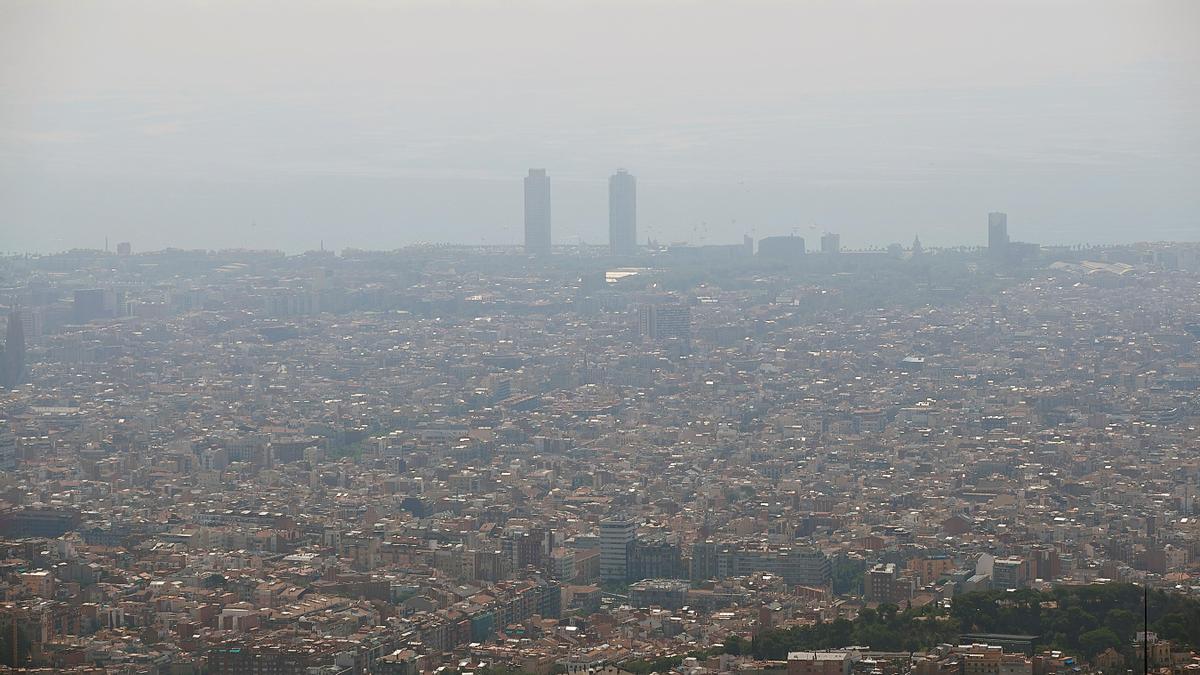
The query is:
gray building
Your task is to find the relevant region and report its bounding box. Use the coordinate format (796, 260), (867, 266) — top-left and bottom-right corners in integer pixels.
(524, 169), (551, 255)
(637, 303), (691, 343)
(599, 515), (637, 583)
(0, 423), (15, 471)
(991, 557), (1027, 590)
(820, 232), (840, 254)
(628, 579), (689, 609)
(609, 169), (637, 256)
(988, 211), (1008, 259)
(691, 542), (831, 587)
(758, 235), (806, 260)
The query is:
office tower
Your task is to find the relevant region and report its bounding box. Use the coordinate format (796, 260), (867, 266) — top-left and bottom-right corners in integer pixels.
(690, 541), (719, 581)
(599, 515), (636, 583)
(609, 169), (637, 256)
(734, 546), (831, 586)
(73, 289), (110, 323)
(628, 537), (684, 581)
(510, 528), (549, 571)
(691, 543), (831, 586)
(0, 422), (15, 470)
(524, 169), (551, 255)
(820, 232), (840, 254)
(864, 562), (915, 604)
(549, 548), (576, 581)
(990, 556), (1027, 590)
(988, 212), (1009, 259)
(1, 310), (25, 389)
(1029, 545), (1061, 581)
(638, 303), (691, 343)
(758, 235), (806, 260)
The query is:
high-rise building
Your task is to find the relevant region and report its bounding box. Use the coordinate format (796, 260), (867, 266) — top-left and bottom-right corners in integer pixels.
(628, 537), (684, 581)
(609, 169), (637, 256)
(1029, 545), (1061, 581)
(73, 288), (112, 323)
(864, 562), (915, 604)
(637, 303), (691, 343)
(907, 554), (955, 585)
(690, 541), (719, 581)
(524, 169), (551, 255)
(758, 235), (806, 260)
(1, 310), (25, 390)
(692, 542), (831, 586)
(988, 212), (1009, 259)
(991, 556), (1027, 590)
(599, 515), (637, 583)
(0, 422), (16, 470)
(820, 232), (840, 254)
(549, 547), (576, 582)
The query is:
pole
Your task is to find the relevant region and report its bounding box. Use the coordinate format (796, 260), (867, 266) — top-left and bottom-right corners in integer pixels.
(1143, 585), (1149, 675)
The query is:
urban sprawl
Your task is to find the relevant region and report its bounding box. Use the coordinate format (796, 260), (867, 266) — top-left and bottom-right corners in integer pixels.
(1, 198), (1200, 675)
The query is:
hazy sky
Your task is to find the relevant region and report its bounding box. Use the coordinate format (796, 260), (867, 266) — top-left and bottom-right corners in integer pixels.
(2, 0), (1197, 253)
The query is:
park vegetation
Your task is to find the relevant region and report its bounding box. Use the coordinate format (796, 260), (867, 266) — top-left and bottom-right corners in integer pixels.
(724, 584), (1200, 663)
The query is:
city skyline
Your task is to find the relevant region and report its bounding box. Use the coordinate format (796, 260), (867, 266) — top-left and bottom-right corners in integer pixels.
(3, 2), (1200, 673)
(2, 237), (1199, 672)
(2, 1), (1197, 253)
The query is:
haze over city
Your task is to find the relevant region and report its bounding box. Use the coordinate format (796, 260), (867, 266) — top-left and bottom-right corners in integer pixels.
(4, 3), (1200, 675)
(2, 0), (1198, 253)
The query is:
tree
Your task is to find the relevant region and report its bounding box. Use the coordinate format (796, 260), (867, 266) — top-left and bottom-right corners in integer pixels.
(1051, 606), (1097, 646)
(1079, 628), (1121, 658)
(877, 603), (899, 623)
(1103, 608), (1137, 642)
(747, 585), (1200, 661)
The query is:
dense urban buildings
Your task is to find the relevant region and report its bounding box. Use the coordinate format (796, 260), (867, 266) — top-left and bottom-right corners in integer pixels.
(0, 229), (1199, 675)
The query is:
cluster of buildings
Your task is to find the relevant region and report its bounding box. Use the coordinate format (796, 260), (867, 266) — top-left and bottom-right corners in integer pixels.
(0, 231), (1198, 674)
(524, 169), (637, 257)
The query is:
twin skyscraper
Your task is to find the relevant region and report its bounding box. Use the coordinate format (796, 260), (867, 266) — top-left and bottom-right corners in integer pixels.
(524, 169), (637, 256)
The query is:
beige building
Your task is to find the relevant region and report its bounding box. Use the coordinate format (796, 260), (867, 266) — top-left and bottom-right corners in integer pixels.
(787, 651), (853, 675)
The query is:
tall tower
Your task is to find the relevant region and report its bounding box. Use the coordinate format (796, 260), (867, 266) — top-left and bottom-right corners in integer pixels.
(524, 169), (551, 255)
(820, 232), (840, 254)
(988, 212), (1008, 259)
(599, 514), (637, 583)
(609, 169), (637, 256)
(1, 309), (25, 390)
